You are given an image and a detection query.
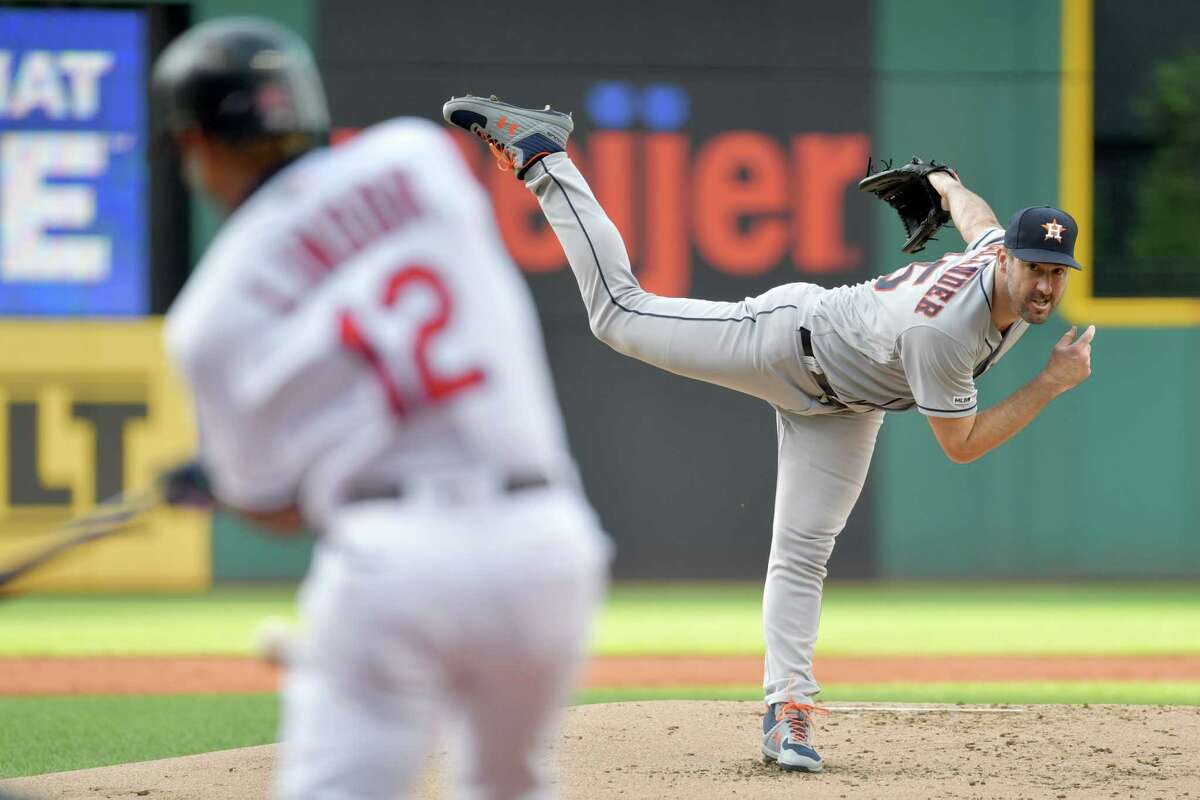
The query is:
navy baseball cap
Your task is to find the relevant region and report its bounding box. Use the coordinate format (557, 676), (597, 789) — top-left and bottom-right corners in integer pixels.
(1003, 206), (1083, 270)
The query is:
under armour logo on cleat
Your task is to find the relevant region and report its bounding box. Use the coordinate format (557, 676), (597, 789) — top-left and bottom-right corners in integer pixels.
(496, 115), (519, 136)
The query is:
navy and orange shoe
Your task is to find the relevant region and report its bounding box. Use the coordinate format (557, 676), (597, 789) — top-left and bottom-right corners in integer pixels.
(761, 701), (826, 772)
(442, 94), (572, 179)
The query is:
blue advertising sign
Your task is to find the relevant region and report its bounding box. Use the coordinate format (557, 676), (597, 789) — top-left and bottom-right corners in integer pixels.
(0, 7), (147, 316)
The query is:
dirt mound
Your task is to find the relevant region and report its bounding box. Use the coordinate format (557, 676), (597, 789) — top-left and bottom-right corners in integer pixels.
(5, 701), (1198, 799)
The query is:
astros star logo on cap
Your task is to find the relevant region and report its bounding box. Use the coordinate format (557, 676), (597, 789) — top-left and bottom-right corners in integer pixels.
(1041, 218), (1067, 242)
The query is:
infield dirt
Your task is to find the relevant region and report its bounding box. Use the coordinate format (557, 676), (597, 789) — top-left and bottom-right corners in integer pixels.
(5, 700), (1199, 799)
(3, 654), (1198, 694)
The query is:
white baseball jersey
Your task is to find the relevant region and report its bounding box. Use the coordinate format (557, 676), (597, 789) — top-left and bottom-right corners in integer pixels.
(808, 226), (1026, 417)
(168, 122), (610, 800)
(165, 118), (582, 527)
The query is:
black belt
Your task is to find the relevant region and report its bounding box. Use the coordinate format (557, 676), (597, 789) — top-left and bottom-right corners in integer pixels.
(344, 473), (551, 505)
(799, 327), (849, 409)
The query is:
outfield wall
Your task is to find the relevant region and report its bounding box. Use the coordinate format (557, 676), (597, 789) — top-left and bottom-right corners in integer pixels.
(1, 0), (1193, 586)
(872, 0), (1200, 578)
(218, 0), (1200, 581)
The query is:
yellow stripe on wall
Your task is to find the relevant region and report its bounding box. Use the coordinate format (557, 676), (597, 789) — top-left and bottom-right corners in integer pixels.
(1059, 0), (1200, 326)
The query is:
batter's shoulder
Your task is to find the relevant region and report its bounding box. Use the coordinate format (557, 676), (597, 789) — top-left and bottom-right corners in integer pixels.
(355, 116), (464, 161)
(351, 116), (482, 198)
(165, 237), (245, 364)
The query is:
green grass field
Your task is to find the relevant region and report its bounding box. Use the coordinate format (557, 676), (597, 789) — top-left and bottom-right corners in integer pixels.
(6, 582), (1199, 657)
(2, 581), (1199, 778)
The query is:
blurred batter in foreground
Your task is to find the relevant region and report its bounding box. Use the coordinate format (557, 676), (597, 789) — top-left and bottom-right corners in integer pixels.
(154, 21), (609, 799)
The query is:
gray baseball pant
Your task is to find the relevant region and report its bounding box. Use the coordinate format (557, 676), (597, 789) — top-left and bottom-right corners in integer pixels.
(525, 153), (884, 705)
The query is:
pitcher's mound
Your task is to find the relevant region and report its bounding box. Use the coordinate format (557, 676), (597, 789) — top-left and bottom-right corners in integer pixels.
(5, 700), (1198, 799)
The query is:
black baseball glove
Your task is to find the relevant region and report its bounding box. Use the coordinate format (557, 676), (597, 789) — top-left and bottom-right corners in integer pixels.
(859, 157), (957, 254)
(159, 460), (215, 508)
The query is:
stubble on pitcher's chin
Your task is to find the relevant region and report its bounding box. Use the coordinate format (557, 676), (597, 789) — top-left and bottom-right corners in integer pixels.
(1021, 301), (1056, 324)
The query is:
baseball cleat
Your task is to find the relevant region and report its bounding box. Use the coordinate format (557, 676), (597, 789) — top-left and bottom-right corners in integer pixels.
(761, 701), (825, 772)
(443, 94), (572, 178)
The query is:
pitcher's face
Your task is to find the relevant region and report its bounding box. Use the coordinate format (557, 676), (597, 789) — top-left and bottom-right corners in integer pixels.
(1000, 249), (1069, 324)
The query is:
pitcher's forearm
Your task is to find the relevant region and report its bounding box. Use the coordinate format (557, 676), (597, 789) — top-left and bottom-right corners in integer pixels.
(953, 374), (1061, 462)
(941, 183), (1001, 245)
(930, 374), (1060, 463)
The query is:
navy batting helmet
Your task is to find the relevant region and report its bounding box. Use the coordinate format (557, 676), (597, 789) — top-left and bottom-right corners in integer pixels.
(152, 17), (330, 142)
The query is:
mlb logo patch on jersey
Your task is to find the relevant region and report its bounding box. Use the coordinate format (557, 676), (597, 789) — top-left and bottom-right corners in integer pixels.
(953, 393), (977, 406)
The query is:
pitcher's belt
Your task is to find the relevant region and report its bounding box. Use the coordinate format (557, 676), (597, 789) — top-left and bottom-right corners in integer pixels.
(799, 327), (849, 409)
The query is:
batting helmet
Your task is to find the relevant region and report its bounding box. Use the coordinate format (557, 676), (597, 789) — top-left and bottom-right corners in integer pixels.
(152, 17), (330, 142)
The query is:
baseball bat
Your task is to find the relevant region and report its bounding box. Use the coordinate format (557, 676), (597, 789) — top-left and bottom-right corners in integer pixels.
(0, 488), (162, 593)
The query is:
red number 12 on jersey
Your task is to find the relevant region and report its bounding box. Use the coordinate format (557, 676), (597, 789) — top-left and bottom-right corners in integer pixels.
(339, 265), (485, 418)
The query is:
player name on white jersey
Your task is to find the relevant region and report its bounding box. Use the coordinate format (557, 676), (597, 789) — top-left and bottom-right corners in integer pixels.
(247, 168), (426, 314)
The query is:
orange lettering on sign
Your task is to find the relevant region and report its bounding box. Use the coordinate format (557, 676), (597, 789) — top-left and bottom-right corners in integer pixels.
(587, 132), (639, 265)
(792, 133), (867, 273)
(448, 129), (481, 178)
(642, 132), (690, 296)
(693, 132), (788, 276)
(488, 165), (563, 272)
(330, 127), (357, 146)
(327, 126), (871, 285)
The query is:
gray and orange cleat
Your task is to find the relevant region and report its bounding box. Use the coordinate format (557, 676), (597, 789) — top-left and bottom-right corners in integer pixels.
(761, 701), (825, 772)
(443, 94), (572, 178)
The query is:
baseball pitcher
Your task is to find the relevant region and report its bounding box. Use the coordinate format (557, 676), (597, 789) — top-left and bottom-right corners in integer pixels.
(153, 24), (610, 799)
(444, 94), (1094, 773)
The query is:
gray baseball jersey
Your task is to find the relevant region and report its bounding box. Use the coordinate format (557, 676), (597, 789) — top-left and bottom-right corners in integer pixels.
(808, 226), (1026, 417)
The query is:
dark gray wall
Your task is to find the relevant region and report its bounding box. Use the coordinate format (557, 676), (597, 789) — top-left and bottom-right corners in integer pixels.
(315, 0), (877, 578)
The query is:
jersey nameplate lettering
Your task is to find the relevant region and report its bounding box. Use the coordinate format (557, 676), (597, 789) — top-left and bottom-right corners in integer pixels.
(249, 169), (425, 314)
(873, 244), (1000, 319)
(913, 264), (980, 318)
(913, 244), (999, 318)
